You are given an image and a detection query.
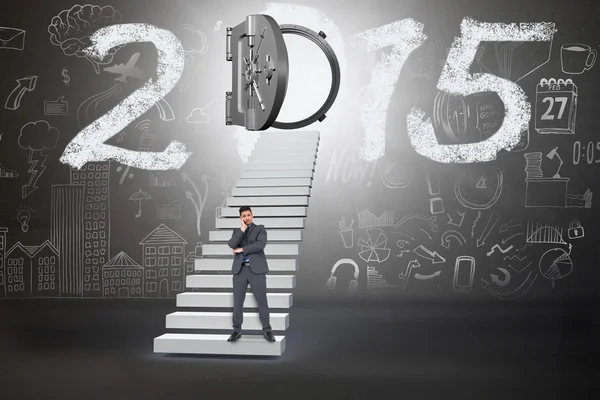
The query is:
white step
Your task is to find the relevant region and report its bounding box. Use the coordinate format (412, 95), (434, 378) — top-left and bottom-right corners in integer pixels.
(176, 292), (293, 308)
(235, 178), (312, 187)
(202, 243), (299, 256)
(166, 311), (289, 330)
(250, 144), (319, 157)
(258, 130), (319, 140)
(226, 196), (308, 206)
(216, 217), (304, 229)
(209, 230), (302, 242)
(154, 333), (285, 356)
(220, 206), (306, 217)
(231, 187), (310, 197)
(196, 258), (297, 271)
(187, 274), (296, 289)
(248, 156), (316, 164)
(240, 169), (314, 179)
(243, 162), (315, 171)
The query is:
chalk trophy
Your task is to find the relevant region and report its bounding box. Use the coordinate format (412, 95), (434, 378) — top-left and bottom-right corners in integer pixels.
(561, 43), (597, 74)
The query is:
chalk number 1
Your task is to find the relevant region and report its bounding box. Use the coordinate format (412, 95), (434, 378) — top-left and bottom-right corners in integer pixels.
(60, 23), (192, 170)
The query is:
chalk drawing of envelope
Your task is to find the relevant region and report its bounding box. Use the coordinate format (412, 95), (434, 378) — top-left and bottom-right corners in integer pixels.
(0, 27), (26, 51)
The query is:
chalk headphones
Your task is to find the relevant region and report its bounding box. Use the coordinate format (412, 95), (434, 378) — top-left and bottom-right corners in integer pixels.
(326, 258), (359, 295)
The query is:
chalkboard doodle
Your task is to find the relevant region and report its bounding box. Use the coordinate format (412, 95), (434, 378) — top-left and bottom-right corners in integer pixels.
(325, 258), (360, 296)
(139, 224), (187, 298)
(43, 96), (69, 116)
(14, 206), (34, 233)
(453, 255), (475, 293)
(539, 244), (573, 288)
(357, 228), (391, 263)
(393, 214), (438, 242)
(357, 209), (394, 229)
(182, 173), (209, 237)
(381, 160), (413, 189)
(403, 41), (438, 80)
(526, 219), (567, 245)
(186, 99), (216, 132)
(0, 26), (26, 51)
(561, 43), (597, 75)
(48, 4), (123, 74)
(446, 210), (465, 228)
(18, 120), (60, 199)
(0, 163), (18, 178)
(157, 201), (182, 220)
(425, 172), (444, 215)
(440, 230), (467, 250)
(534, 78), (578, 135)
(175, 23), (208, 92)
(367, 265), (396, 288)
(454, 166), (503, 210)
(5, 75), (37, 111)
(326, 147), (378, 186)
(524, 150), (593, 208)
(567, 220), (584, 240)
(129, 189), (151, 218)
(338, 217), (354, 248)
(481, 270), (537, 301)
(61, 67), (70, 86)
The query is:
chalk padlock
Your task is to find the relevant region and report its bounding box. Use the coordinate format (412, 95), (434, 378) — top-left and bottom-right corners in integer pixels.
(568, 220), (584, 239)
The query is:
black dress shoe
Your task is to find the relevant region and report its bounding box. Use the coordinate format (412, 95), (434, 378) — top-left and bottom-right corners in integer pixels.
(263, 331), (275, 342)
(227, 331), (242, 342)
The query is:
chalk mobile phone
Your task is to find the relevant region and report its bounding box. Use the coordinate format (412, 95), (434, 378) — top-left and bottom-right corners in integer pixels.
(453, 256), (475, 293)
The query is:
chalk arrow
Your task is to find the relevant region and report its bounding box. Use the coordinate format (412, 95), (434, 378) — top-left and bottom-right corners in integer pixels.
(500, 219), (521, 233)
(490, 268), (510, 287)
(501, 232), (523, 245)
(477, 212), (500, 248)
(481, 272), (537, 300)
(441, 230), (467, 249)
(446, 210), (466, 227)
(412, 244), (446, 264)
(414, 270), (441, 280)
(5, 76), (37, 110)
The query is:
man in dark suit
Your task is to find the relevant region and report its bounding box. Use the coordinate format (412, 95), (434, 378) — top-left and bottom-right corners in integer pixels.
(226, 206), (275, 342)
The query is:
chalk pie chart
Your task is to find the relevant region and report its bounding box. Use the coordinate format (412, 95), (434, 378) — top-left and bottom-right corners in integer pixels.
(539, 247), (573, 287)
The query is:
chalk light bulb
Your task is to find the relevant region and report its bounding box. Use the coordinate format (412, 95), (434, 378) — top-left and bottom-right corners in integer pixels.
(17, 209), (30, 232)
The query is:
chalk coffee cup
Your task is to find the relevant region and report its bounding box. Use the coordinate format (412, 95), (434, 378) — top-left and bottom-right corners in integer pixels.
(561, 43), (597, 74)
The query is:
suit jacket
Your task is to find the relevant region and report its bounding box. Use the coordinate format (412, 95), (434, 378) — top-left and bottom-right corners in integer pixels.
(228, 223), (269, 275)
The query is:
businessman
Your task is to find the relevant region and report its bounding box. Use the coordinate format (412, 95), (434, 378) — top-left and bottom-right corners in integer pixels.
(227, 206), (275, 342)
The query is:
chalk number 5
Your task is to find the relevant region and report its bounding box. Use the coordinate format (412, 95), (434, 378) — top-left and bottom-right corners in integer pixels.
(60, 23), (192, 170)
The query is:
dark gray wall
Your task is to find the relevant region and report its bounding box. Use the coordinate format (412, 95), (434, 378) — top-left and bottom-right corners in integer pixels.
(0, 0), (598, 302)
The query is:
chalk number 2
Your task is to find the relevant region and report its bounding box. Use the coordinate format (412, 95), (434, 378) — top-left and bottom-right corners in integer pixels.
(60, 23), (192, 170)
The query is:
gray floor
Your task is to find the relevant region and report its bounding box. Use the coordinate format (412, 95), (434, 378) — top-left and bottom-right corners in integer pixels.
(0, 298), (598, 399)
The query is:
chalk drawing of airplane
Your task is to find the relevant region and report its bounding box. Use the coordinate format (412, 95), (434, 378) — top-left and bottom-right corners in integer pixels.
(104, 52), (146, 83)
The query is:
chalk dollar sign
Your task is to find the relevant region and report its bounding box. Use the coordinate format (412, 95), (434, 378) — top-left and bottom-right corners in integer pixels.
(62, 67), (70, 87)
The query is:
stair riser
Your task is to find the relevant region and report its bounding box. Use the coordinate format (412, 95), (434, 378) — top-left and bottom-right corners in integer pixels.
(176, 293), (293, 308)
(166, 313), (289, 330)
(240, 170), (314, 179)
(235, 178), (312, 187)
(216, 218), (304, 229)
(202, 244), (299, 256)
(154, 334), (285, 356)
(231, 187), (310, 197)
(226, 197), (308, 206)
(186, 275), (296, 289)
(219, 207), (306, 218)
(243, 163), (315, 171)
(208, 231), (302, 242)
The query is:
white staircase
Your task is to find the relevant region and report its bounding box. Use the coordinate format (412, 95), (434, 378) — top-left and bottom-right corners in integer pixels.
(154, 131), (320, 356)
